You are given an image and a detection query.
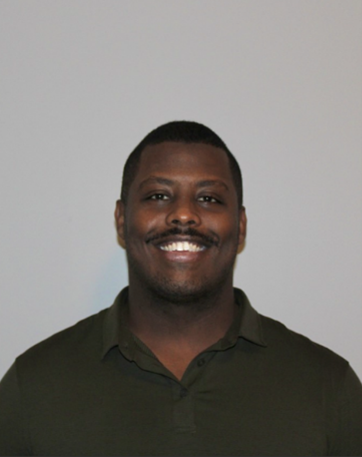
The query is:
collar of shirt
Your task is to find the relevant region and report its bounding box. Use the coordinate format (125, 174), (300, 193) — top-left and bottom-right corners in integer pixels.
(101, 287), (267, 362)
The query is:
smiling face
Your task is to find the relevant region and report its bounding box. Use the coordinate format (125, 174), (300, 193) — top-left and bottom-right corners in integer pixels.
(115, 142), (246, 304)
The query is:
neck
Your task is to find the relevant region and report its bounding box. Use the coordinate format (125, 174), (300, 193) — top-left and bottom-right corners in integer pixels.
(126, 277), (237, 381)
(127, 278), (236, 350)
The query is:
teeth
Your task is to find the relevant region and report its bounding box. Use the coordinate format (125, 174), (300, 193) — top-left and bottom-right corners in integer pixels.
(160, 241), (205, 252)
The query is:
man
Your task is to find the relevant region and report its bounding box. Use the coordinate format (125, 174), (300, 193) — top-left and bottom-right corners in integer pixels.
(0, 121), (361, 456)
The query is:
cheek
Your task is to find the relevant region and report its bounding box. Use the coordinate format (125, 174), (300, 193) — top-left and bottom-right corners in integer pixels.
(213, 216), (240, 241)
(124, 209), (163, 243)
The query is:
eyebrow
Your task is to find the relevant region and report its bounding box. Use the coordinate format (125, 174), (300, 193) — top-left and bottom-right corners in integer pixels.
(138, 177), (174, 189)
(195, 180), (229, 190)
(139, 177), (229, 191)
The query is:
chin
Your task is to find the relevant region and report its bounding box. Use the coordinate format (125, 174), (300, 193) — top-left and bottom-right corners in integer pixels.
(145, 274), (229, 306)
(127, 255), (234, 306)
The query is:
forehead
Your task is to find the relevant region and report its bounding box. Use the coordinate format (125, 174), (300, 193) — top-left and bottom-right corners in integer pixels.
(134, 141), (232, 184)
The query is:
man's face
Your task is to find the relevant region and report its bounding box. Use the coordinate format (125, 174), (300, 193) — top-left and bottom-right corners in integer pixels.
(115, 142), (246, 303)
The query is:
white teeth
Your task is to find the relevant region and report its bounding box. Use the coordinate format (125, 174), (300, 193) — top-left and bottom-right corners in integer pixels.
(160, 241), (204, 252)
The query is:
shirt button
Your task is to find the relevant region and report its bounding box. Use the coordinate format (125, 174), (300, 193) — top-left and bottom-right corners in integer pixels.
(197, 358), (205, 367)
(180, 388), (188, 398)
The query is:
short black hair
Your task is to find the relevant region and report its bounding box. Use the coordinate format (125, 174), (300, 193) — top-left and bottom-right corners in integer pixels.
(120, 120), (243, 207)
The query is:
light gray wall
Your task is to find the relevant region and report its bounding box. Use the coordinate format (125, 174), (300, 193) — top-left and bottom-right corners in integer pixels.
(1, 0), (361, 380)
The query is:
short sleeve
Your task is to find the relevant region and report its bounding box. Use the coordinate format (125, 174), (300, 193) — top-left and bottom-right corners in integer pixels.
(0, 362), (31, 456)
(329, 364), (362, 456)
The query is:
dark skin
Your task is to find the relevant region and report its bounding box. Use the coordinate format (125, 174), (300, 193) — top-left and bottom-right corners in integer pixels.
(115, 142), (247, 380)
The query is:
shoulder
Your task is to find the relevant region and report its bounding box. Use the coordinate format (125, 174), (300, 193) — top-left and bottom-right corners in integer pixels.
(257, 315), (362, 454)
(259, 313), (350, 381)
(234, 287), (350, 377)
(15, 308), (108, 381)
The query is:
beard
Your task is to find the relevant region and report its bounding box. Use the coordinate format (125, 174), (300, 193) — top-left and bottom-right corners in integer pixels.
(125, 248), (236, 308)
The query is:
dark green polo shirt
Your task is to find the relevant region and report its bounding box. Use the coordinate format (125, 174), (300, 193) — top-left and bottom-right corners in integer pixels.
(1, 288), (362, 456)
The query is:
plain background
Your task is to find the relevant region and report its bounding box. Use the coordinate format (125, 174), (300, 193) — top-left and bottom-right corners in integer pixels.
(0, 0), (361, 380)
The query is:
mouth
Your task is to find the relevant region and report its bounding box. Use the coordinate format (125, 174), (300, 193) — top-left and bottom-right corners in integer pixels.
(146, 228), (218, 262)
(159, 240), (206, 252)
(146, 227), (218, 248)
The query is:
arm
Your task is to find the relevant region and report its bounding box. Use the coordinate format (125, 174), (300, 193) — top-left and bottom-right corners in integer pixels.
(329, 364), (362, 456)
(0, 362), (31, 456)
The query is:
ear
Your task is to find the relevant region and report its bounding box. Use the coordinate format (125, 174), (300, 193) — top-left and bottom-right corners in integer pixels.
(238, 206), (247, 248)
(115, 200), (126, 247)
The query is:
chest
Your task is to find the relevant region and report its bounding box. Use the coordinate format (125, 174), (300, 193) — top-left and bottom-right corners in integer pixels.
(27, 348), (329, 456)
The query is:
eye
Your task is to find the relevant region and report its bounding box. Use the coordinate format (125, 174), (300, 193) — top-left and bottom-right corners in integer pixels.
(197, 195), (220, 203)
(148, 193), (170, 201)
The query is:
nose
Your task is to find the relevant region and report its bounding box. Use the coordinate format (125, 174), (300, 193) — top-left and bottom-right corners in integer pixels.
(166, 197), (201, 227)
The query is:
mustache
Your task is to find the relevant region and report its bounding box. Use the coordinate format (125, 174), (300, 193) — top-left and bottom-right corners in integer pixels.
(146, 227), (219, 247)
